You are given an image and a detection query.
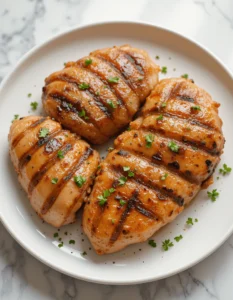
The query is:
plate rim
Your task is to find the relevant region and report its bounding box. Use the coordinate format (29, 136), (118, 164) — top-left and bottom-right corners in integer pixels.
(1, 20), (233, 285)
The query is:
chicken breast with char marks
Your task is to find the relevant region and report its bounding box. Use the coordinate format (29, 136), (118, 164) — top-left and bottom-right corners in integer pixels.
(9, 116), (100, 227)
(42, 45), (159, 144)
(83, 78), (225, 254)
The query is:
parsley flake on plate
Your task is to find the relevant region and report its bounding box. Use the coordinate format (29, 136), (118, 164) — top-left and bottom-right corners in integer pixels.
(186, 217), (193, 225)
(161, 66), (167, 74)
(156, 114), (163, 121)
(191, 105), (201, 111)
(174, 235), (183, 242)
(119, 199), (126, 206)
(207, 189), (219, 202)
(181, 74), (189, 79)
(219, 164), (232, 175)
(148, 239), (157, 248)
(30, 101), (38, 110)
(12, 114), (19, 123)
(79, 109), (89, 119)
(162, 239), (174, 251)
(160, 173), (168, 181)
(107, 99), (117, 109)
(69, 240), (75, 244)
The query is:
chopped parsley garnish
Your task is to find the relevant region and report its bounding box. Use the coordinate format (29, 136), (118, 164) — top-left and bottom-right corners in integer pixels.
(155, 55), (160, 59)
(160, 173), (168, 181)
(207, 189), (219, 202)
(107, 99), (117, 109)
(119, 199), (126, 206)
(82, 251), (87, 256)
(58, 242), (64, 248)
(95, 91), (100, 96)
(123, 166), (130, 172)
(79, 109), (89, 119)
(156, 114), (163, 121)
(195, 218), (198, 222)
(108, 77), (119, 83)
(53, 232), (59, 238)
(57, 150), (64, 159)
(98, 195), (107, 206)
(111, 219), (115, 224)
(162, 239), (174, 251)
(168, 140), (179, 153)
(219, 164), (232, 175)
(78, 83), (90, 90)
(85, 58), (92, 66)
(174, 235), (183, 242)
(145, 133), (154, 148)
(181, 74), (189, 79)
(28, 93), (32, 97)
(191, 105), (201, 111)
(161, 102), (167, 108)
(51, 178), (58, 184)
(186, 217), (193, 225)
(161, 66), (167, 74)
(69, 240), (75, 244)
(12, 114), (19, 122)
(128, 170), (135, 177)
(39, 127), (49, 138)
(148, 239), (157, 248)
(98, 188), (115, 206)
(68, 103), (73, 108)
(74, 175), (86, 187)
(118, 176), (127, 186)
(30, 101), (38, 110)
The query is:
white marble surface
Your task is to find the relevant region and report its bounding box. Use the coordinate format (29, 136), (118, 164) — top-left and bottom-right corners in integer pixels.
(1, 0), (233, 299)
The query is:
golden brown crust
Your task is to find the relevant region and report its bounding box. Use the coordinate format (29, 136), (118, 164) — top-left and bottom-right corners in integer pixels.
(83, 78), (225, 255)
(42, 45), (159, 144)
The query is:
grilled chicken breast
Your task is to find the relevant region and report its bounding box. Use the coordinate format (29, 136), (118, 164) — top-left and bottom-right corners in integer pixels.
(9, 116), (99, 227)
(83, 78), (224, 254)
(42, 45), (159, 144)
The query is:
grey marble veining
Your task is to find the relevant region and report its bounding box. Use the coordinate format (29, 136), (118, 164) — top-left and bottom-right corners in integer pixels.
(1, 0), (233, 299)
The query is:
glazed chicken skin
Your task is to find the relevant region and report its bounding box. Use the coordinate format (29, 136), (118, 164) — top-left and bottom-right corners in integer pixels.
(9, 116), (99, 227)
(83, 78), (225, 254)
(42, 45), (159, 144)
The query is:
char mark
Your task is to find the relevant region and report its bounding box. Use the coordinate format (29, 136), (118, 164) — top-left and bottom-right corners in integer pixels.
(177, 95), (195, 103)
(110, 191), (138, 243)
(19, 129), (62, 170)
(28, 139), (75, 195)
(12, 117), (47, 149)
(123, 52), (144, 75)
(41, 147), (93, 215)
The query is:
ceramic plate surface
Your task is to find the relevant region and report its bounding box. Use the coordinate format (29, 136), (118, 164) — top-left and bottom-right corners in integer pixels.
(0, 21), (233, 285)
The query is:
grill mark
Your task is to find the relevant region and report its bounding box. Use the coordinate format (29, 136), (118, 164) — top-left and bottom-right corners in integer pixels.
(28, 137), (75, 195)
(112, 164), (185, 206)
(145, 106), (216, 132)
(94, 54), (138, 95)
(12, 117), (47, 149)
(18, 129), (62, 170)
(48, 93), (110, 137)
(140, 121), (219, 156)
(46, 74), (112, 118)
(177, 95), (195, 103)
(122, 52), (144, 75)
(110, 191), (138, 244)
(133, 198), (158, 220)
(41, 147), (93, 215)
(76, 61), (126, 108)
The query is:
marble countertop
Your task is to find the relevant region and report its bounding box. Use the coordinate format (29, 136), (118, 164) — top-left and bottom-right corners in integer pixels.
(1, 0), (233, 299)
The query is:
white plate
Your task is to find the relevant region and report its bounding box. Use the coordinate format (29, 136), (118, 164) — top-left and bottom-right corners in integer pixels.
(0, 21), (233, 285)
